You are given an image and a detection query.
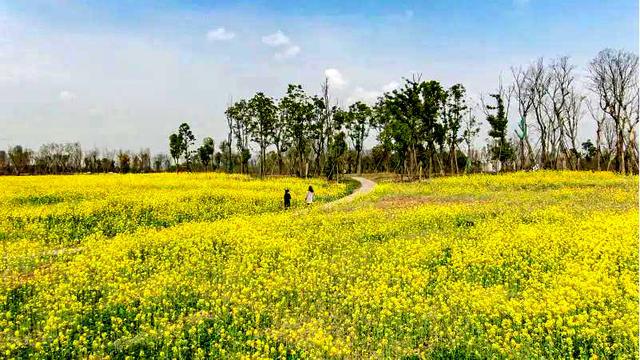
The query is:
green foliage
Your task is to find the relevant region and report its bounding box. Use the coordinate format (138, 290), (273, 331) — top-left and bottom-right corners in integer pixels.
(581, 139), (597, 161)
(485, 94), (514, 163)
(197, 137), (215, 169)
(281, 84), (314, 176)
(324, 131), (348, 179)
(336, 101), (373, 174)
(248, 92), (277, 177)
(376, 78), (447, 176)
(169, 123), (196, 170)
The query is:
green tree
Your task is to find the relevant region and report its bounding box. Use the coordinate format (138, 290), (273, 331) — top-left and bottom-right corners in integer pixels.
(325, 131), (348, 181)
(225, 100), (251, 174)
(197, 137), (215, 170)
(379, 78), (446, 178)
(336, 101), (373, 175)
(248, 92), (277, 178)
(485, 93), (514, 166)
(273, 101), (291, 175)
(444, 84), (467, 174)
(581, 139), (597, 162)
(377, 79), (423, 178)
(178, 123), (196, 170)
(169, 133), (182, 171)
(117, 151), (131, 173)
(420, 80), (447, 177)
(8, 145), (32, 175)
(281, 84), (313, 177)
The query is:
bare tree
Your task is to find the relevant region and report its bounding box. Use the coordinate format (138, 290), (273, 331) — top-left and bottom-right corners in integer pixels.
(461, 103), (481, 173)
(528, 58), (552, 168)
(311, 77), (333, 176)
(511, 65), (535, 169)
(586, 99), (607, 170)
(547, 56), (576, 169)
(602, 117), (617, 170)
(565, 90), (585, 169)
(588, 49), (639, 174)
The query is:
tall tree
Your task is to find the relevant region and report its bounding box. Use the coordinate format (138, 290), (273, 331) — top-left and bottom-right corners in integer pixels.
(224, 99), (235, 173)
(461, 108), (480, 173)
(226, 100), (251, 173)
(377, 77), (447, 178)
(8, 145), (31, 175)
(310, 78), (334, 176)
(169, 133), (182, 171)
(511, 65), (535, 169)
(198, 137), (215, 171)
(336, 101), (373, 175)
(420, 80), (447, 177)
(528, 58), (552, 168)
(273, 101), (291, 175)
(281, 84), (313, 177)
(444, 84), (467, 174)
(325, 131), (348, 181)
(248, 92), (277, 178)
(485, 93), (513, 168)
(547, 56), (576, 169)
(178, 123), (196, 171)
(117, 151), (131, 173)
(565, 90), (584, 170)
(588, 49), (639, 174)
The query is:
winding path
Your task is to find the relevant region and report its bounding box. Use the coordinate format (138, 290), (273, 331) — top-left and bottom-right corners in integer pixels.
(322, 176), (376, 209)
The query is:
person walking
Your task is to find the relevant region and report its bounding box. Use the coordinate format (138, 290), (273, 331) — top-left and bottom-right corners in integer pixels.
(305, 185), (314, 206)
(283, 188), (291, 209)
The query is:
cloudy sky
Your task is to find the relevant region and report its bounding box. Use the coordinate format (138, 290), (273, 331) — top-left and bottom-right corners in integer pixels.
(0, 0), (637, 153)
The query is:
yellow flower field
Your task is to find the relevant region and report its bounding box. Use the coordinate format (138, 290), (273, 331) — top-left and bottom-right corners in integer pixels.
(0, 171), (637, 359)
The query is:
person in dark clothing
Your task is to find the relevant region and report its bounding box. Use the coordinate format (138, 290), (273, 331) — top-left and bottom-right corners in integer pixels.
(283, 189), (291, 209)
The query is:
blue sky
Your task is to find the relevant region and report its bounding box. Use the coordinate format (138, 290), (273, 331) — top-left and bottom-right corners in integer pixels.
(1, 0), (637, 153)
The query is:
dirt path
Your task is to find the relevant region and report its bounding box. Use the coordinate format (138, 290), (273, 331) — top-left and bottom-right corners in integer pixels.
(322, 176), (377, 209)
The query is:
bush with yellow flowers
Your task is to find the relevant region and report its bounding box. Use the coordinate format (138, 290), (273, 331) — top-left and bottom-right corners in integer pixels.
(0, 171), (637, 359)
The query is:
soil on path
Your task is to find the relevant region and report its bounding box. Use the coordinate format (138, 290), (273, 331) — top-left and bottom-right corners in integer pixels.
(321, 176), (376, 209)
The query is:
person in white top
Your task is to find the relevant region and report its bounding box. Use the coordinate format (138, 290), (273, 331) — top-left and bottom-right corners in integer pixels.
(305, 185), (314, 205)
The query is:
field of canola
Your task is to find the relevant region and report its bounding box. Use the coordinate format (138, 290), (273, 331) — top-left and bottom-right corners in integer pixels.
(1, 171), (637, 359)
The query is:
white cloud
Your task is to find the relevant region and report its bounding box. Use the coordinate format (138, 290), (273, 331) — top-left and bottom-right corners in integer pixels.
(382, 81), (400, 92)
(262, 31), (290, 47)
(346, 87), (381, 105)
(347, 81), (399, 104)
(274, 45), (300, 60)
(324, 68), (347, 89)
(206, 27), (235, 41)
(58, 90), (76, 102)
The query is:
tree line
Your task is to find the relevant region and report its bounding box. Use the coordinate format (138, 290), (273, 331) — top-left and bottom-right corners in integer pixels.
(211, 48), (637, 178)
(0, 144), (173, 175)
(1, 48), (637, 177)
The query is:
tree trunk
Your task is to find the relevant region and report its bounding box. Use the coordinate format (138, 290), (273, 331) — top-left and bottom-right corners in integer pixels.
(616, 127), (626, 174)
(449, 143), (456, 175)
(427, 145), (433, 179)
(596, 124), (602, 171)
(540, 131), (547, 169)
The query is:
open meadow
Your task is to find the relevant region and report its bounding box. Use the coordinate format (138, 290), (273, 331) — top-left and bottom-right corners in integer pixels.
(0, 171), (637, 359)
